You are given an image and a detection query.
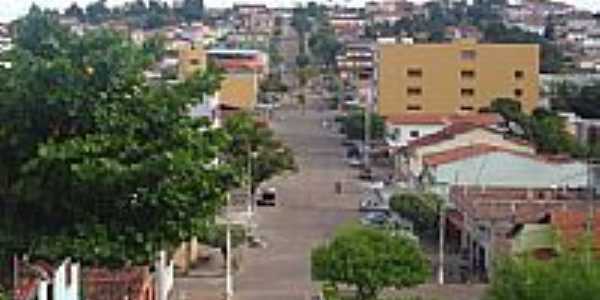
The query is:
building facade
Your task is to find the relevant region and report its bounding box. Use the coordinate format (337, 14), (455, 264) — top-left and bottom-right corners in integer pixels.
(377, 40), (540, 117)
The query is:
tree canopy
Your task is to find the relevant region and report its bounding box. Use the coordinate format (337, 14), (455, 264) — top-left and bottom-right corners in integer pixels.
(312, 224), (430, 300)
(486, 248), (600, 300)
(222, 112), (297, 193)
(0, 10), (226, 267)
(390, 193), (442, 233)
(342, 111), (386, 141)
(485, 98), (588, 157)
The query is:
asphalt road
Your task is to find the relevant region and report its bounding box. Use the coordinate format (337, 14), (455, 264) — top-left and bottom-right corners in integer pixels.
(234, 107), (362, 300)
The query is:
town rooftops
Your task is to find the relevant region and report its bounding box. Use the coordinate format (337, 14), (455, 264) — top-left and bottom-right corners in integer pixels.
(423, 144), (575, 167)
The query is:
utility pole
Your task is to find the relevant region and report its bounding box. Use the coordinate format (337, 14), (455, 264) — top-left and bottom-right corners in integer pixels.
(586, 158), (595, 266)
(247, 146), (253, 216)
(225, 193), (233, 300)
(364, 77), (372, 171)
(438, 201), (446, 285)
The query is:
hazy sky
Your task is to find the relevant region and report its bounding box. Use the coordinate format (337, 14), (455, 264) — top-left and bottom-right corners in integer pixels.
(1, 0), (599, 22)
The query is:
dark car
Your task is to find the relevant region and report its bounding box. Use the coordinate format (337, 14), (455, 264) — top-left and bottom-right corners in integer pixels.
(256, 187), (277, 206)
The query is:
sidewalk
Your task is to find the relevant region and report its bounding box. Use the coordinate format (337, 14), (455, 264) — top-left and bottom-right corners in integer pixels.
(171, 248), (225, 300)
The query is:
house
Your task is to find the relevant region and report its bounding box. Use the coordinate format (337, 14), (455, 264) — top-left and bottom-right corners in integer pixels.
(377, 39), (540, 117)
(445, 25), (484, 41)
(336, 42), (375, 102)
(366, 0), (415, 25)
(385, 113), (504, 148)
(401, 121), (534, 175)
(510, 210), (600, 258)
(177, 47), (264, 110)
(422, 144), (588, 189)
(559, 112), (600, 145)
(445, 185), (596, 278)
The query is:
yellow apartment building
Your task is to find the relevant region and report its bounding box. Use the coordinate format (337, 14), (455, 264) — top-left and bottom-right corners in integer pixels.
(178, 47), (258, 109)
(377, 40), (539, 117)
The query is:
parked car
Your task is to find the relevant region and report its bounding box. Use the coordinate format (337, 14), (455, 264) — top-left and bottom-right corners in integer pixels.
(256, 187), (277, 206)
(346, 158), (363, 168)
(358, 168), (374, 180)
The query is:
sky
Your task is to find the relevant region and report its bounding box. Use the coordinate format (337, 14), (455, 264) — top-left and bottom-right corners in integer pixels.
(1, 0), (599, 22)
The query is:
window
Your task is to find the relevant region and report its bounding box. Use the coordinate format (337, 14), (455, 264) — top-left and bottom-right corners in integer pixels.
(514, 89), (524, 97)
(407, 68), (423, 78)
(410, 130), (420, 138)
(393, 128), (401, 139)
(407, 87), (422, 96)
(190, 58), (201, 65)
(461, 70), (476, 79)
(515, 70), (524, 79)
(461, 88), (475, 97)
(407, 104), (422, 111)
(461, 49), (477, 60)
(460, 105), (475, 111)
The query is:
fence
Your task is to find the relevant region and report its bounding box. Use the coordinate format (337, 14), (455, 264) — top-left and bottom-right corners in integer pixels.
(153, 250), (174, 300)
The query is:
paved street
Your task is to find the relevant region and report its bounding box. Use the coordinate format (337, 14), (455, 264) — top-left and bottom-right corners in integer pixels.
(235, 107), (362, 300)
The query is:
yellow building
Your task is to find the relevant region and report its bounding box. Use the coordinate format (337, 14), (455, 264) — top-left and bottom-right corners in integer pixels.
(377, 40), (539, 117)
(177, 47), (258, 109)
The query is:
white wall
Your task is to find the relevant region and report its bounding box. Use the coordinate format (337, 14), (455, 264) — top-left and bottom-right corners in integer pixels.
(409, 128), (535, 175)
(386, 123), (445, 147)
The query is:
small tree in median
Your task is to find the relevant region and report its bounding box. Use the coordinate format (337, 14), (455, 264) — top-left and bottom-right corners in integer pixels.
(311, 224), (430, 300)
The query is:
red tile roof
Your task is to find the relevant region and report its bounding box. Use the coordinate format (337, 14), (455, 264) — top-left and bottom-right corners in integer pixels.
(407, 122), (482, 148)
(422, 144), (573, 167)
(551, 210), (600, 250)
(423, 144), (499, 167)
(386, 113), (502, 126)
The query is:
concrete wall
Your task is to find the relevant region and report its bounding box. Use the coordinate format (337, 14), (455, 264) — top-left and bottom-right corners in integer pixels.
(386, 123), (445, 147)
(37, 260), (80, 300)
(377, 40), (539, 117)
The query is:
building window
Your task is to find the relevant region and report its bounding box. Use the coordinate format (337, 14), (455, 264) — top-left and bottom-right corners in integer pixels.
(515, 70), (524, 79)
(461, 88), (475, 97)
(190, 59), (201, 65)
(461, 70), (476, 79)
(393, 128), (401, 139)
(407, 104), (422, 111)
(515, 89), (524, 97)
(407, 87), (422, 96)
(461, 49), (477, 60)
(460, 105), (475, 111)
(410, 130), (420, 138)
(407, 68), (423, 78)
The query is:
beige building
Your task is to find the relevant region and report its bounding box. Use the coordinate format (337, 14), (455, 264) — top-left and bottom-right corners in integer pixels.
(178, 47), (259, 109)
(377, 40), (539, 117)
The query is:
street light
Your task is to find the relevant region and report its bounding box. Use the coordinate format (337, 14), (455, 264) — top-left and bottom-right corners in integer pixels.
(248, 149), (259, 215)
(225, 192), (233, 300)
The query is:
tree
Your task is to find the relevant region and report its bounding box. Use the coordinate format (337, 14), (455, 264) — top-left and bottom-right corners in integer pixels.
(485, 98), (587, 157)
(308, 26), (342, 67)
(177, 0), (204, 24)
(486, 248), (600, 300)
(342, 111), (386, 141)
(13, 5), (70, 58)
(481, 22), (564, 73)
(567, 82), (600, 119)
(65, 2), (85, 21)
(0, 11), (228, 267)
(390, 193), (442, 233)
(85, 0), (111, 24)
(311, 224), (430, 300)
(222, 113), (296, 193)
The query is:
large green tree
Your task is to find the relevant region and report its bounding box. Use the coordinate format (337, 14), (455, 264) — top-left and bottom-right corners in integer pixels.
(0, 10), (227, 266)
(342, 111), (386, 141)
(486, 248), (600, 300)
(312, 224), (430, 300)
(222, 112), (296, 193)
